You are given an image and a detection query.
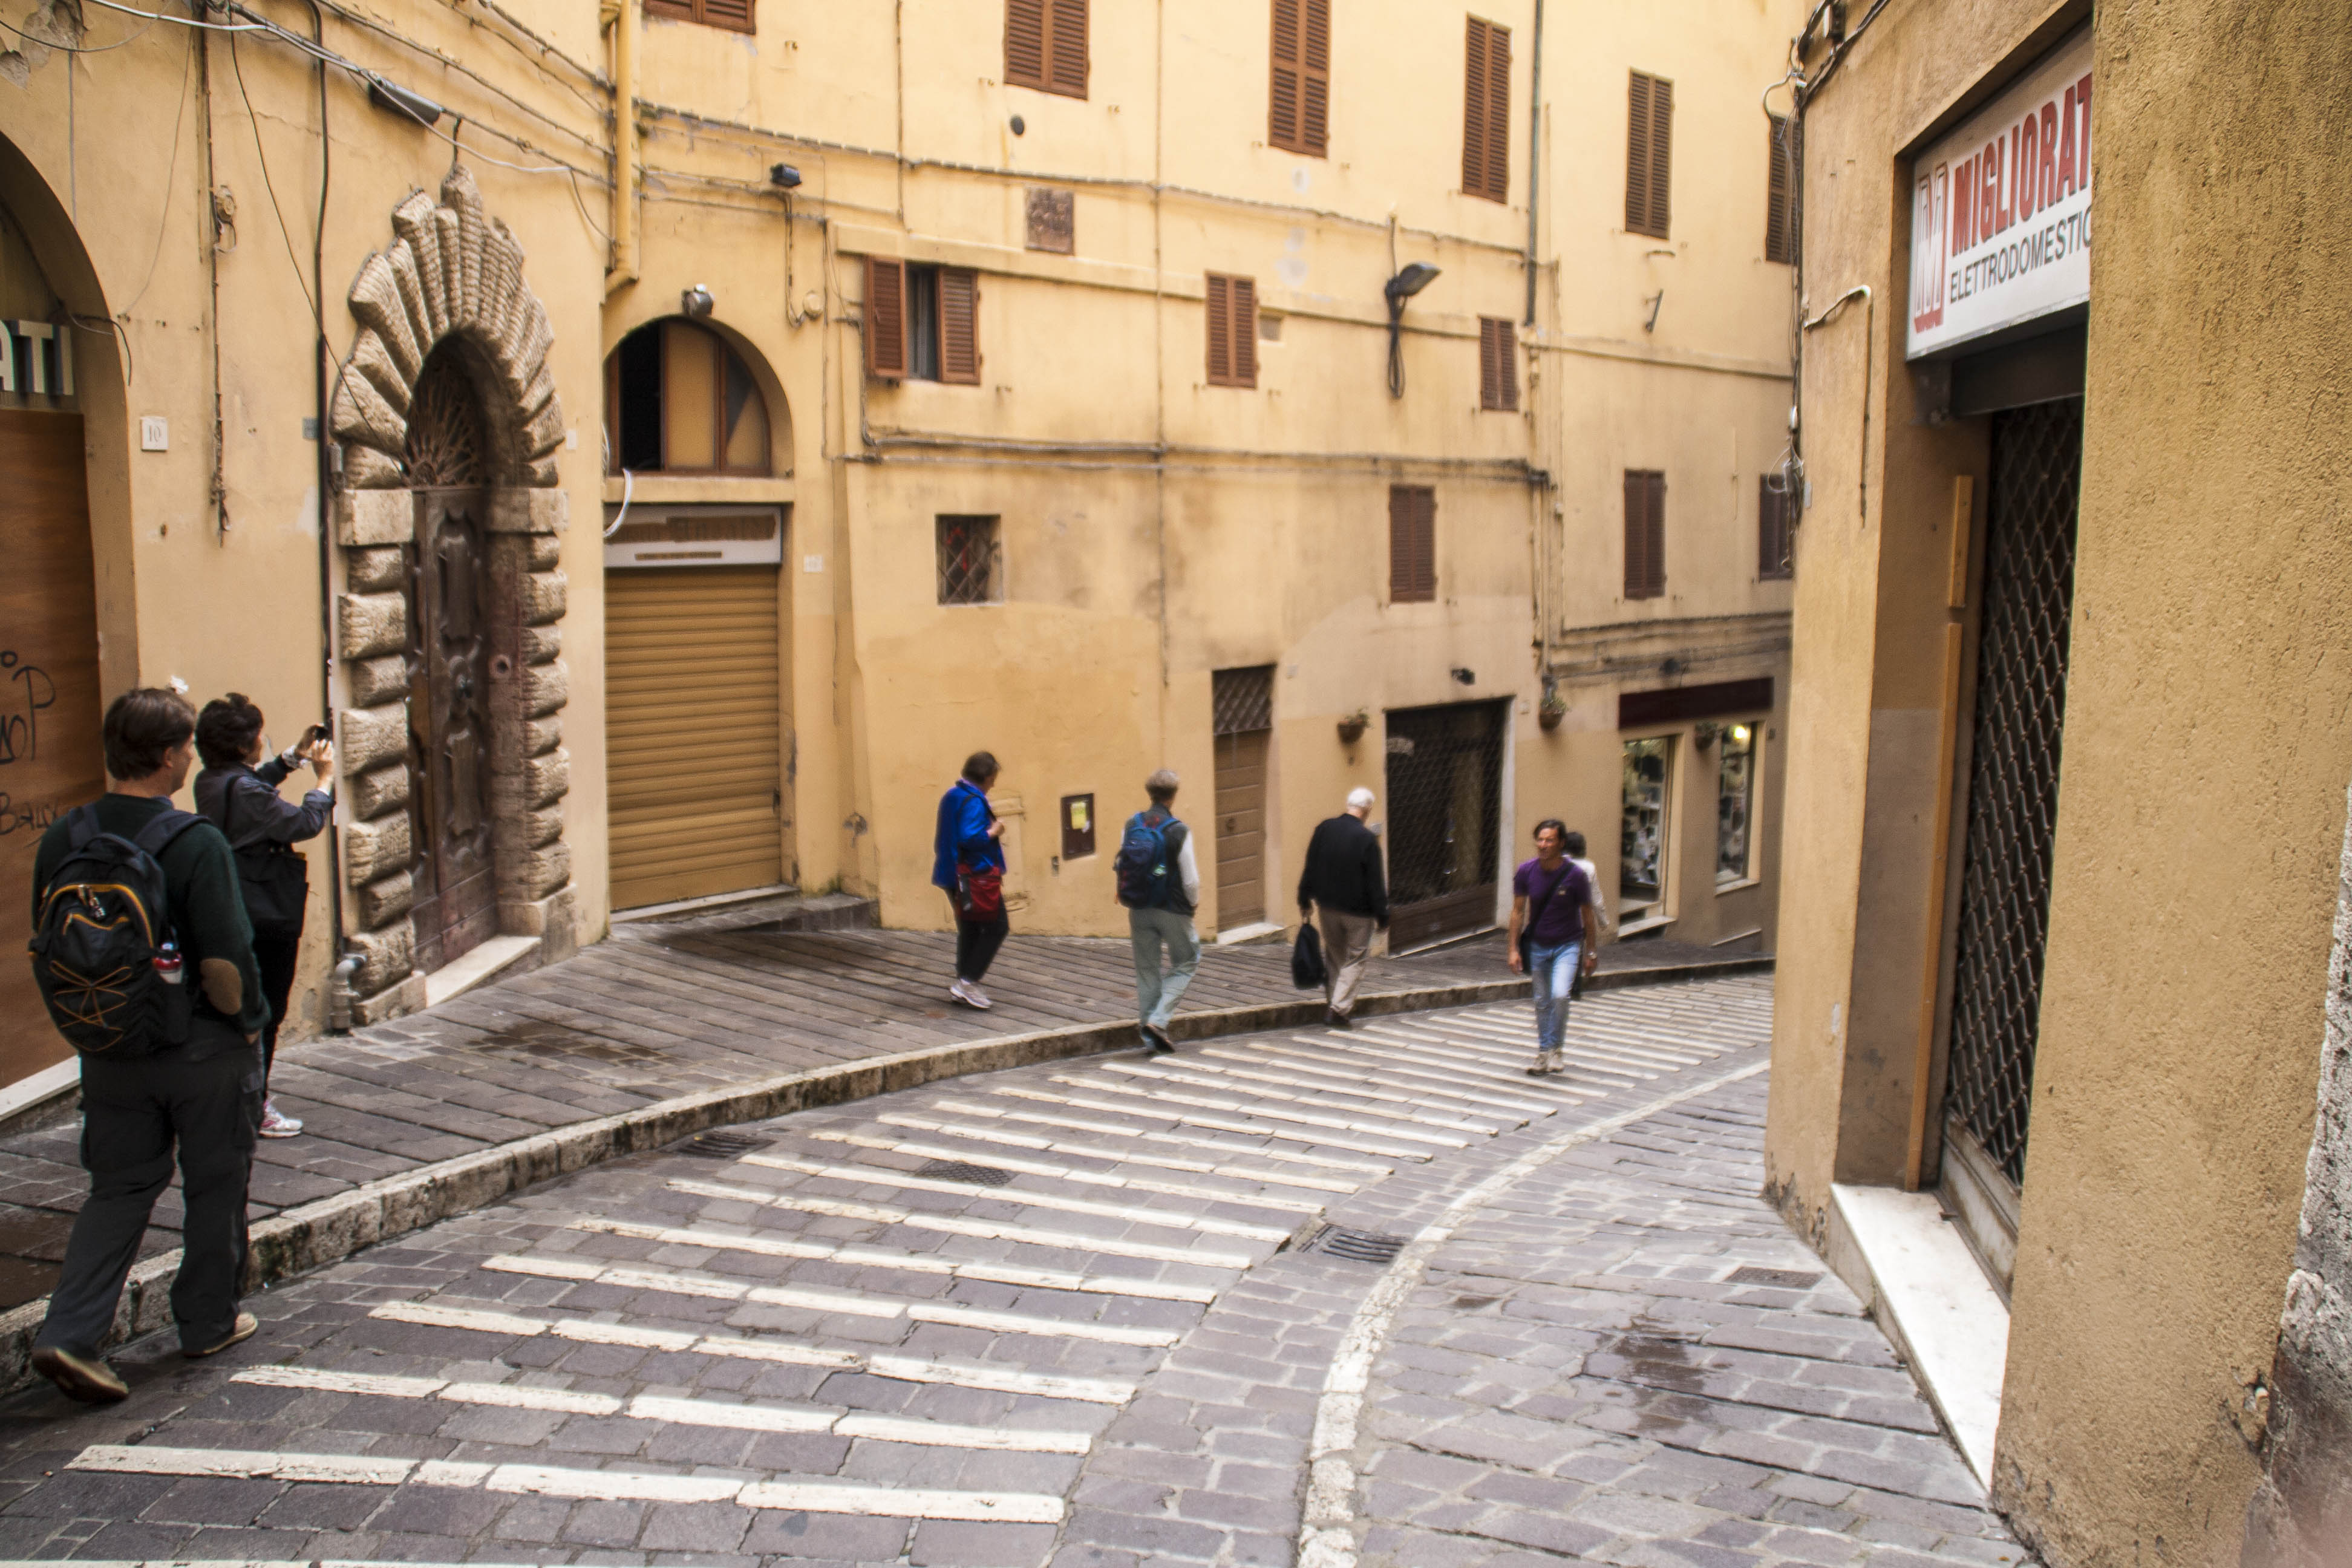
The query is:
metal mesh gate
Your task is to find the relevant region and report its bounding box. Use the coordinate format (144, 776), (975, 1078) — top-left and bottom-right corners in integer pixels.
(1383, 702), (1506, 949)
(1944, 397), (2083, 1191)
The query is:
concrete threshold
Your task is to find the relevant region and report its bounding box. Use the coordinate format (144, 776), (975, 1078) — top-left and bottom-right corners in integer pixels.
(0, 956), (1768, 1398)
(1825, 1181), (2009, 1488)
(422, 935), (541, 1010)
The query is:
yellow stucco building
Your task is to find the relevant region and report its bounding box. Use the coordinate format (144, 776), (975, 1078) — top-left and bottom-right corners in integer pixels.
(0, 0), (1798, 1089)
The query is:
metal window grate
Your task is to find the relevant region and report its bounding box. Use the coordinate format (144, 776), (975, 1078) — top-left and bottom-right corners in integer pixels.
(1385, 702), (1507, 949)
(1212, 665), (1275, 736)
(1944, 398), (2083, 1192)
(916, 1159), (1014, 1187)
(936, 515), (999, 605)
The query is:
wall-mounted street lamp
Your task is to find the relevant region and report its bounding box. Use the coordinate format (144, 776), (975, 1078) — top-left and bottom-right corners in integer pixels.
(681, 284), (716, 319)
(1384, 262), (1440, 399)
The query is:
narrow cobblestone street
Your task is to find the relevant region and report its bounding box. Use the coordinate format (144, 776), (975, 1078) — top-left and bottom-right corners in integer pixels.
(0, 973), (2024, 1566)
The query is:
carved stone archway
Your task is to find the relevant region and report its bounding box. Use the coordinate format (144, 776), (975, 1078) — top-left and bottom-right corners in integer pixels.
(328, 166), (573, 1024)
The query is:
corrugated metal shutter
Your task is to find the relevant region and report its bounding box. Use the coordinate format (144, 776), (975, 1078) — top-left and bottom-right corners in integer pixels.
(605, 566), (784, 909)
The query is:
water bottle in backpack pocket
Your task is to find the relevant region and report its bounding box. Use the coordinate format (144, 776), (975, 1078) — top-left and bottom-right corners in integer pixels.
(28, 805), (203, 1057)
(1114, 812), (1178, 909)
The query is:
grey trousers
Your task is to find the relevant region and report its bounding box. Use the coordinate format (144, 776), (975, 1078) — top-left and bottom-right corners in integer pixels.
(1320, 909), (1379, 1016)
(36, 1025), (261, 1356)
(1130, 906), (1201, 1031)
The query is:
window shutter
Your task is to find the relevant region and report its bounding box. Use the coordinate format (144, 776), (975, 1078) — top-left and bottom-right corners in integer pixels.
(1045, 0), (1088, 97)
(1626, 73), (1653, 235)
(1759, 476), (1793, 578)
(1481, 22), (1510, 201)
(1231, 277), (1258, 386)
(938, 269), (980, 385)
(1765, 114), (1795, 264)
(1645, 471), (1667, 597)
(864, 257), (907, 379)
(1624, 470), (1665, 599)
(1479, 318), (1517, 411)
(1301, 0), (1330, 155)
(697, 0), (754, 33)
(1206, 273), (1232, 384)
(1462, 18), (1489, 199)
(1270, 0), (1300, 150)
(1006, 0), (1047, 89)
(1390, 486), (1436, 603)
(1647, 76), (1673, 238)
(645, 0), (694, 19)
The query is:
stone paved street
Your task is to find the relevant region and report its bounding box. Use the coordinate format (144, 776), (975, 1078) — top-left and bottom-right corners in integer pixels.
(0, 974), (2023, 1566)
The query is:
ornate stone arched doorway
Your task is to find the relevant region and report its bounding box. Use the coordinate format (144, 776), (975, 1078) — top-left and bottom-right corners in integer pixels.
(328, 166), (572, 1023)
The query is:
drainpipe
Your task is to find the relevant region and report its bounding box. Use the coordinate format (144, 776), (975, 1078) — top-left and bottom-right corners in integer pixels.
(603, 0), (639, 295)
(310, 0), (353, 1026)
(1523, 0), (1543, 326)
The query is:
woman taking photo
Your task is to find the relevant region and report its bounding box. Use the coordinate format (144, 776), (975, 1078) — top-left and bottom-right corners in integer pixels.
(194, 694), (332, 1138)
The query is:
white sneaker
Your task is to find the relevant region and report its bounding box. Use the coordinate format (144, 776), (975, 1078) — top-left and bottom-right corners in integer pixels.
(258, 1100), (304, 1138)
(962, 982), (993, 1010)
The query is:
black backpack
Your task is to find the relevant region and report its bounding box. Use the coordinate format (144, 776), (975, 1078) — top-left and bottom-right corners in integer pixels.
(29, 805), (204, 1056)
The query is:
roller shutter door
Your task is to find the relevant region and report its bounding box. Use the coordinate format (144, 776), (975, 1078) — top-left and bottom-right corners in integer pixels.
(604, 566), (783, 909)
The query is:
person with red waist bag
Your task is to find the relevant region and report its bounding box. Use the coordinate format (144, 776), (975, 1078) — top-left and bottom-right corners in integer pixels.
(932, 751), (1010, 1009)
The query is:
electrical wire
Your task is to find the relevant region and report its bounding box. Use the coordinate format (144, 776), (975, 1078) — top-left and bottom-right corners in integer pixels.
(0, 5), (155, 52)
(227, 29), (319, 319)
(120, 27), (197, 319)
(81, 0), (267, 31)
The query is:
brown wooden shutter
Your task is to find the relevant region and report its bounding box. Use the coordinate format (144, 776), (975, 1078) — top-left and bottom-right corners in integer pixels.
(1647, 76), (1673, 237)
(697, 0), (754, 33)
(1230, 278), (1258, 387)
(938, 268), (980, 385)
(1300, 0), (1330, 155)
(1765, 114), (1794, 264)
(1006, 0), (1047, 89)
(1206, 274), (1232, 384)
(1390, 485), (1436, 602)
(1624, 469), (1666, 599)
(1270, 0), (1301, 150)
(1626, 73), (1653, 234)
(1046, 0), (1088, 96)
(645, 0), (694, 19)
(864, 256), (907, 379)
(1481, 22), (1510, 201)
(1462, 17), (1489, 199)
(1759, 476), (1793, 578)
(1479, 317), (1517, 411)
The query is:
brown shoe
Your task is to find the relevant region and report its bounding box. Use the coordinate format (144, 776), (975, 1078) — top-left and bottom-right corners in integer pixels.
(182, 1311), (259, 1359)
(31, 1345), (128, 1403)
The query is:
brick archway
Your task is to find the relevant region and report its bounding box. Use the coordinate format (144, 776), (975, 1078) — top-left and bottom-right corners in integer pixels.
(328, 166), (572, 1023)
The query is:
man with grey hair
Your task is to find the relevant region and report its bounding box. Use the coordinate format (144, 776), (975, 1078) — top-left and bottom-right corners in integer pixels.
(1114, 769), (1201, 1054)
(1297, 786), (1388, 1028)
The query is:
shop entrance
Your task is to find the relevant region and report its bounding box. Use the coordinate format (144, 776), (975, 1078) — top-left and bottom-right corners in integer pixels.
(1384, 701), (1506, 949)
(1939, 394), (2084, 1290)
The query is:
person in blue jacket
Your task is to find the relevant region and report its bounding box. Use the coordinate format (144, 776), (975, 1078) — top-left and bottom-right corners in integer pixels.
(932, 751), (1010, 1008)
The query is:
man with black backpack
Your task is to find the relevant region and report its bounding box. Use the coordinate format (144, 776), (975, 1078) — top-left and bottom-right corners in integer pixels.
(1114, 769), (1200, 1055)
(26, 688), (267, 1402)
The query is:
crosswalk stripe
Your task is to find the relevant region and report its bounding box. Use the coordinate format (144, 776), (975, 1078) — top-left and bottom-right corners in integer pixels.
(484, 1252), (1185, 1345)
(737, 1151), (1298, 1240)
(227, 1368), (1096, 1454)
(1278, 1036), (1601, 1103)
(1094, 1062), (1503, 1136)
(367, 1301), (1137, 1402)
(800, 1129), (1328, 1214)
(65, 1446), (1067, 1523)
(1136, 1056), (1524, 1131)
(1222, 1044), (1560, 1116)
(667, 1175), (1257, 1269)
(1350, 1023), (1641, 1089)
(568, 1217), (1221, 1302)
(876, 1110), (1365, 1193)
(958, 1093), (1400, 1170)
(1048, 1074), (1468, 1151)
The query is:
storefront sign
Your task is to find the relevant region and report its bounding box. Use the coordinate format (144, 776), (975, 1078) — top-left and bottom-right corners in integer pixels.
(1907, 29), (2092, 359)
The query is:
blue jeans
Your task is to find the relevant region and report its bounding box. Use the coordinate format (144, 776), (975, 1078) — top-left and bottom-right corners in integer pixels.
(1130, 906), (1201, 1031)
(1529, 941), (1583, 1055)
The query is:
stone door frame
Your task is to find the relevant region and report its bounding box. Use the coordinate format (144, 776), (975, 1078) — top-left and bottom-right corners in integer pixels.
(327, 166), (573, 1024)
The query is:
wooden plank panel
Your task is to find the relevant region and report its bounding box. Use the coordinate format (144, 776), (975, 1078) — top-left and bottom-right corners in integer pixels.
(1214, 727), (1269, 929)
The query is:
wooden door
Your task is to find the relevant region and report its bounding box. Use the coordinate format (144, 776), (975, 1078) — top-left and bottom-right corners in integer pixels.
(0, 411), (104, 1084)
(1213, 727), (1269, 930)
(408, 490), (497, 972)
(604, 566), (783, 909)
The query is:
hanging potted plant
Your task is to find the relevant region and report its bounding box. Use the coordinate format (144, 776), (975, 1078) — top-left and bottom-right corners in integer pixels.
(1336, 710), (1370, 745)
(1537, 692), (1567, 732)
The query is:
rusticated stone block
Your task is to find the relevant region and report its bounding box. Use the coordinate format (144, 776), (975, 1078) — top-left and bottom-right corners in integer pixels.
(350, 762), (410, 820)
(355, 869), (413, 928)
(347, 653), (410, 708)
(338, 593), (408, 660)
(344, 921), (413, 994)
(347, 546), (406, 593)
(521, 570), (566, 627)
(341, 445), (405, 491)
(350, 970), (426, 1026)
(496, 840), (569, 901)
(524, 716), (561, 757)
(499, 886), (577, 963)
(491, 486), (567, 534)
(335, 488), (412, 544)
(522, 803), (563, 849)
(492, 748), (570, 818)
(340, 704), (409, 775)
(524, 659), (567, 719)
(525, 458), (560, 488)
(521, 626), (561, 665)
(528, 533), (562, 570)
(342, 812), (411, 888)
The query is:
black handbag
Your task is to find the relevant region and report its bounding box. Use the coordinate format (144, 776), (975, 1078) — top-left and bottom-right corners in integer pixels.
(1292, 922), (1328, 990)
(211, 774), (311, 930)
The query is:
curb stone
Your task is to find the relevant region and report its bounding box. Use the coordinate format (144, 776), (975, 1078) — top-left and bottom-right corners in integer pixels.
(0, 955), (1769, 1397)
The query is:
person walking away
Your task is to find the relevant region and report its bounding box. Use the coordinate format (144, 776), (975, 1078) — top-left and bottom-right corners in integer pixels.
(27, 688), (268, 1402)
(194, 694), (332, 1138)
(1296, 786), (1388, 1028)
(1116, 769), (1201, 1055)
(1562, 829), (1609, 999)
(932, 751), (1010, 1009)
(1508, 818), (1599, 1076)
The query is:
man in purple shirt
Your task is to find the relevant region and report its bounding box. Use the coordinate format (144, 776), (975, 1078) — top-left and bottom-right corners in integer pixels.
(1507, 818), (1599, 1075)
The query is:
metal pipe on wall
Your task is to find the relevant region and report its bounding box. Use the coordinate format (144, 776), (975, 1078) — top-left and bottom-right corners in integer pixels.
(603, 0), (639, 293)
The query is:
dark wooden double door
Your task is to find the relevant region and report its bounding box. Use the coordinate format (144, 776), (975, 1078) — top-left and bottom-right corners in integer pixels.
(408, 489), (497, 973)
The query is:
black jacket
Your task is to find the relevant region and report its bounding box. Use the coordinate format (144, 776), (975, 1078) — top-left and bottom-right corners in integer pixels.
(194, 759), (332, 855)
(1297, 814), (1388, 924)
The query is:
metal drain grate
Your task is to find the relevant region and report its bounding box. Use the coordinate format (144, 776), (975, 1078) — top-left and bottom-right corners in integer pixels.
(1310, 1226), (1411, 1264)
(916, 1160), (1015, 1187)
(681, 1130), (775, 1158)
(1725, 1266), (1822, 1290)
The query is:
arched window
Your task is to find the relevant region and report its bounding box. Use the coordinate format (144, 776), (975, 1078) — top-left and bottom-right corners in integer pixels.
(603, 318), (772, 474)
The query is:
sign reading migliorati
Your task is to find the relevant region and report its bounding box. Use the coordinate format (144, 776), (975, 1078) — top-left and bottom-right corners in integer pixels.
(1907, 29), (2093, 360)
